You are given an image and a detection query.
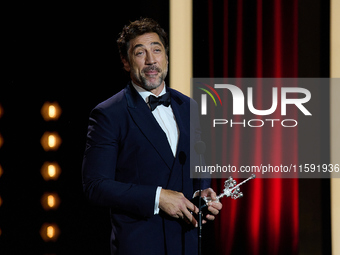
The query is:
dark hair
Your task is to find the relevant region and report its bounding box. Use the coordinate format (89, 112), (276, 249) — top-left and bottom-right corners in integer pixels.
(117, 17), (169, 61)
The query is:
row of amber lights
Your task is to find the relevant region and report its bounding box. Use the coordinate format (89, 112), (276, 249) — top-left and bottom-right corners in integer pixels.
(39, 102), (62, 242)
(0, 104), (4, 237)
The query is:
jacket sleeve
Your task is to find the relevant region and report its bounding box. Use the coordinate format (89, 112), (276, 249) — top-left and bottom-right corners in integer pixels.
(82, 106), (157, 218)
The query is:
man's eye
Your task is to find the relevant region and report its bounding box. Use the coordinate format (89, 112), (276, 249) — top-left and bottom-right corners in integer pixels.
(135, 51), (143, 56)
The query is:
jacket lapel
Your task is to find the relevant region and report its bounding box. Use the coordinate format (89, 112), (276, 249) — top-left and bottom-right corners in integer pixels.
(125, 83), (175, 170)
(165, 89), (191, 192)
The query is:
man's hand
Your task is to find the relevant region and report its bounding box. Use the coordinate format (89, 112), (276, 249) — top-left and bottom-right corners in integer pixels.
(196, 188), (223, 222)
(159, 189), (199, 227)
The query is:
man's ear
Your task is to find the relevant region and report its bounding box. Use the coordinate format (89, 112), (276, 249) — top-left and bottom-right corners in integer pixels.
(121, 57), (131, 72)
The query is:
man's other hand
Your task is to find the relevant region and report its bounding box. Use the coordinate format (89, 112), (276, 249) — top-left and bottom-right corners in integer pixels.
(159, 189), (199, 227)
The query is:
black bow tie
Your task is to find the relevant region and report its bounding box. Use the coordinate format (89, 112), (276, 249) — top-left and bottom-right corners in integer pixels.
(148, 92), (171, 111)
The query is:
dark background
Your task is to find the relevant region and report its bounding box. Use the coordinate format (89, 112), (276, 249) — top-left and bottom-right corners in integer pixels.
(2, 2), (169, 254)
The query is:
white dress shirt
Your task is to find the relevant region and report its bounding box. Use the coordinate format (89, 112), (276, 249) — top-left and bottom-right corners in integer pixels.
(132, 82), (179, 214)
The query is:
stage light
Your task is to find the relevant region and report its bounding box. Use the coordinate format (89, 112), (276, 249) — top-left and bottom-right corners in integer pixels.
(41, 102), (62, 121)
(41, 162), (61, 181)
(0, 133), (3, 148)
(40, 132), (61, 151)
(48, 165), (56, 177)
(41, 192), (60, 210)
(40, 223), (60, 242)
(0, 196), (2, 207)
(0, 165), (3, 178)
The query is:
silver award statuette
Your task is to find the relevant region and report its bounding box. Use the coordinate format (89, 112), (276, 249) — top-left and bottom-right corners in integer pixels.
(192, 174), (256, 220)
(204, 174), (256, 203)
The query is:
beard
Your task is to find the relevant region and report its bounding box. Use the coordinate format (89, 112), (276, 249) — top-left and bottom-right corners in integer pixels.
(131, 64), (168, 91)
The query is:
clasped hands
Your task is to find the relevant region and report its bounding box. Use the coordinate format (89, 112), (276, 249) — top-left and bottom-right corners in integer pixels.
(159, 188), (222, 227)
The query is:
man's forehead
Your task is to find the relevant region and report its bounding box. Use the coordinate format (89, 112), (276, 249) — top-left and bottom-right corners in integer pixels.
(129, 32), (163, 49)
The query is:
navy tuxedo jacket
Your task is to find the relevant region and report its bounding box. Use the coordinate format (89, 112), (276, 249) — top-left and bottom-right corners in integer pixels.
(82, 82), (209, 255)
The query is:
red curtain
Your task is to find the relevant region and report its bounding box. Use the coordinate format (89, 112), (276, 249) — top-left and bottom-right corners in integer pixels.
(204, 1), (299, 254)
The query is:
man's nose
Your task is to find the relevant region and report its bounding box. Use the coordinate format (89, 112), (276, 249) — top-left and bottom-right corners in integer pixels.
(145, 51), (156, 65)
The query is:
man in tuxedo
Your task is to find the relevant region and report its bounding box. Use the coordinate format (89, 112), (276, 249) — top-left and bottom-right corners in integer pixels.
(82, 18), (222, 255)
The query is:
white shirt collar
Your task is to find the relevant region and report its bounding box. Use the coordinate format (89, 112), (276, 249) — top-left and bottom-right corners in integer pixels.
(131, 81), (167, 103)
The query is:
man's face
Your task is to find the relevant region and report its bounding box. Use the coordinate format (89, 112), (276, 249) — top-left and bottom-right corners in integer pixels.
(123, 32), (168, 92)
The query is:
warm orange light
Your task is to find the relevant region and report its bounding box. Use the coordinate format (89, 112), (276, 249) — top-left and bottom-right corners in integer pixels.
(0, 196), (3, 207)
(49, 105), (56, 118)
(40, 223), (60, 242)
(40, 132), (61, 151)
(47, 226), (54, 238)
(0, 165), (3, 178)
(48, 134), (56, 147)
(41, 162), (61, 181)
(41, 102), (62, 121)
(48, 195), (55, 207)
(41, 192), (60, 210)
(48, 165), (56, 177)
(0, 133), (3, 148)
